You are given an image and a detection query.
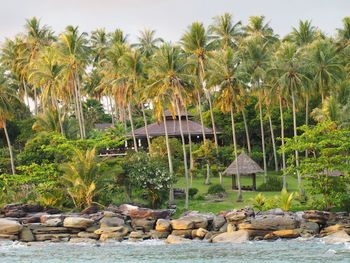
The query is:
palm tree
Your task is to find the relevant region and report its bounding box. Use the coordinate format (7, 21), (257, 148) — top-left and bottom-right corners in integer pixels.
(273, 42), (309, 195)
(243, 16), (277, 41)
(209, 13), (242, 49)
(28, 46), (65, 136)
(148, 44), (192, 209)
(336, 17), (350, 49)
(181, 22), (219, 149)
(109, 29), (128, 45)
(134, 29), (163, 58)
(242, 38), (271, 180)
(58, 26), (90, 139)
(0, 69), (17, 175)
(207, 47), (245, 201)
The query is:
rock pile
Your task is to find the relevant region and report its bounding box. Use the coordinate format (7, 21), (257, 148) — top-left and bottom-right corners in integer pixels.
(1, 203), (350, 244)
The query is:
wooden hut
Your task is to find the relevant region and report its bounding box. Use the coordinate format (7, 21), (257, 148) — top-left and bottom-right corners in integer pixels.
(223, 152), (263, 191)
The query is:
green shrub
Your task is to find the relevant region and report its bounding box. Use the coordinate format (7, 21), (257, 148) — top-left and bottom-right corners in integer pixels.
(250, 193), (266, 211)
(189, 188), (199, 198)
(257, 175), (283, 191)
(207, 184), (226, 194)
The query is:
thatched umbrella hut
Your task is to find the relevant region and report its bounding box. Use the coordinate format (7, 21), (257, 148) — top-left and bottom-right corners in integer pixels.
(223, 152), (263, 191)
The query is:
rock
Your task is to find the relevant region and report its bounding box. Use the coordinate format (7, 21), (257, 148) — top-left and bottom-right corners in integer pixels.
(40, 214), (63, 224)
(63, 217), (94, 229)
(212, 215), (226, 231)
(69, 237), (97, 244)
(259, 208), (285, 216)
(300, 221), (319, 236)
(225, 211), (247, 224)
(191, 228), (208, 239)
(323, 230), (350, 244)
(0, 234), (18, 240)
(227, 224), (237, 233)
(132, 219), (155, 232)
(99, 216), (124, 228)
(166, 234), (192, 244)
(99, 232), (125, 241)
(302, 210), (329, 224)
(264, 230), (300, 240)
(19, 227), (34, 242)
(129, 231), (144, 241)
(1, 203), (23, 213)
(81, 206), (99, 215)
(156, 219), (171, 232)
(44, 207), (62, 214)
(171, 230), (192, 238)
(5, 210), (26, 218)
(149, 230), (170, 239)
(86, 224), (99, 233)
(321, 224), (350, 236)
(171, 219), (194, 230)
(212, 230), (249, 243)
(31, 227), (74, 234)
(43, 218), (62, 227)
(34, 233), (74, 241)
(94, 226), (129, 236)
(180, 215), (208, 229)
(21, 204), (43, 213)
(0, 219), (23, 234)
(219, 223), (228, 232)
(204, 232), (213, 240)
(118, 204), (173, 219)
(180, 211), (215, 221)
(77, 231), (99, 239)
(22, 213), (47, 224)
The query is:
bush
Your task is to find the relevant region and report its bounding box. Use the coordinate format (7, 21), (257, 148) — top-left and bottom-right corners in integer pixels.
(257, 175), (283, 191)
(207, 184), (226, 194)
(189, 188), (199, 198)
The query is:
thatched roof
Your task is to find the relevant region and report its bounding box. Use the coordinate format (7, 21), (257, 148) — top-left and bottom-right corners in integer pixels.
(321, 169), (345, 177)
(125, 119), (215, 138)
(223, 152), (264, 175)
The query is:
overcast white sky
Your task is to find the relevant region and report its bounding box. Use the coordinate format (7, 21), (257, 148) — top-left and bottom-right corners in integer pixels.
(0, 0), (349, 43)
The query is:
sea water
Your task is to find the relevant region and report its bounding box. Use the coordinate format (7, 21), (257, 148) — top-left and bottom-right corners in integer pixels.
(1, 238), (350, 263)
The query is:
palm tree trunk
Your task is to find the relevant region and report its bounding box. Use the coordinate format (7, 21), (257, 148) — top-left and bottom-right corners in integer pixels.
(258, 90), (267, 181)
(128, 102), (138, 152)
(34, 87), (38, 115)
(291, 89), (303, 195)
(197, 92), (206, 140)
(279, 95), (287, 190)
(3, 120), (15, 175)
(23, 80), (31, 110)
(141, 103), (151, 150)
(76, 77), (86, 138)
(55, 97), (65, 137)
(206, 90), (218, 150)
(163, 111), (174, 205)
(231, 109), (242, 202)
(176, 100), (189, 210)
(268, 115), (278, 172)
(305, 95), (309, 158)
(108, 96), (115, 125)
(73, 81), (84, 139)
(185, 108), (194, 186)
(242, 109), (251, 153)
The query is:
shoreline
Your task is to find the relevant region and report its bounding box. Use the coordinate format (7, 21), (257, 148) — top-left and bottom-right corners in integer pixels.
(1, 203), (350, 245)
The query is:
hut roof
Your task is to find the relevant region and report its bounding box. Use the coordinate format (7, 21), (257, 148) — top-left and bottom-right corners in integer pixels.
(321, 169), (345, 177)
(163, 109), (194, 118)
(125, 119), (216, 138)
(94, 123), (114, 131)
(223, 152), (264, 175)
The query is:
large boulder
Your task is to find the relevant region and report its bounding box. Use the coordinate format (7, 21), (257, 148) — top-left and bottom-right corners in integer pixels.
(156, 219), (171, 232)
(0, 219), (23, 234)
(118, 204), (173, 220)
(192, 228), (208, 239)
(149, 230), (170, 239)
(171, 230), (192, 238)
(63, 217), (94, 229)
(212, 230), (249, 243)
(323, 230), (350, 244)
(320, 224), (350, 236)
(77, 231), (99, 239)
(166, 234), (192, 244)
(180, 215), (208, 229)
(43, 218), (62, 227)
(171, 219), (194, 230)
(302, 210), (329, 224)
(99, 216), (124, 228)
(225, 211), (247, 224)
(132, 219), (155, 232)
(81, 206), (99, 215)
(264, 230), (300, 240)
(94, 226), (129, 236)
(212, 215), (226, 231)
(19, 227), (35, 242)
(299, 221), (319, 236)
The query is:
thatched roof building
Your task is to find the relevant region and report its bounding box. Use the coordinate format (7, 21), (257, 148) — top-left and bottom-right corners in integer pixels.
(223, 152), (264, 175)
(223, 152), (263, 191)
(125, 110), (216, 139)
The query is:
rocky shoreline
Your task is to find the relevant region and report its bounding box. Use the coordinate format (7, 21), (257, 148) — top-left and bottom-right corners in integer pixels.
(1, 203), (350, 245)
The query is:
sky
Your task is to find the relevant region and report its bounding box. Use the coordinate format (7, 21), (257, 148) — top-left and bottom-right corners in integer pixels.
(0, 0), (349, 43)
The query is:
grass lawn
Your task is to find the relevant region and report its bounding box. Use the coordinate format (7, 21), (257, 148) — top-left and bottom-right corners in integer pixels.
(173, 171), (299, 215)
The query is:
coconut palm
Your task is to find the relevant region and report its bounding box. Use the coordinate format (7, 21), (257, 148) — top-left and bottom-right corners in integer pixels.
(58, 26), (90, 139)
(181, 22), (219, 149)
(109, 29), (128, 45)
(209, 13), (242, 49)
(243, 16), (277, 41)
(207, 47), (245, 201)
(134, 29), (163, 58)
(273, 42), (309, 195)
(0, 69), (17, 175)
(287, 20), (320, 47)
(336, 17), (350, 49)
(148, 43), (192, 208)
